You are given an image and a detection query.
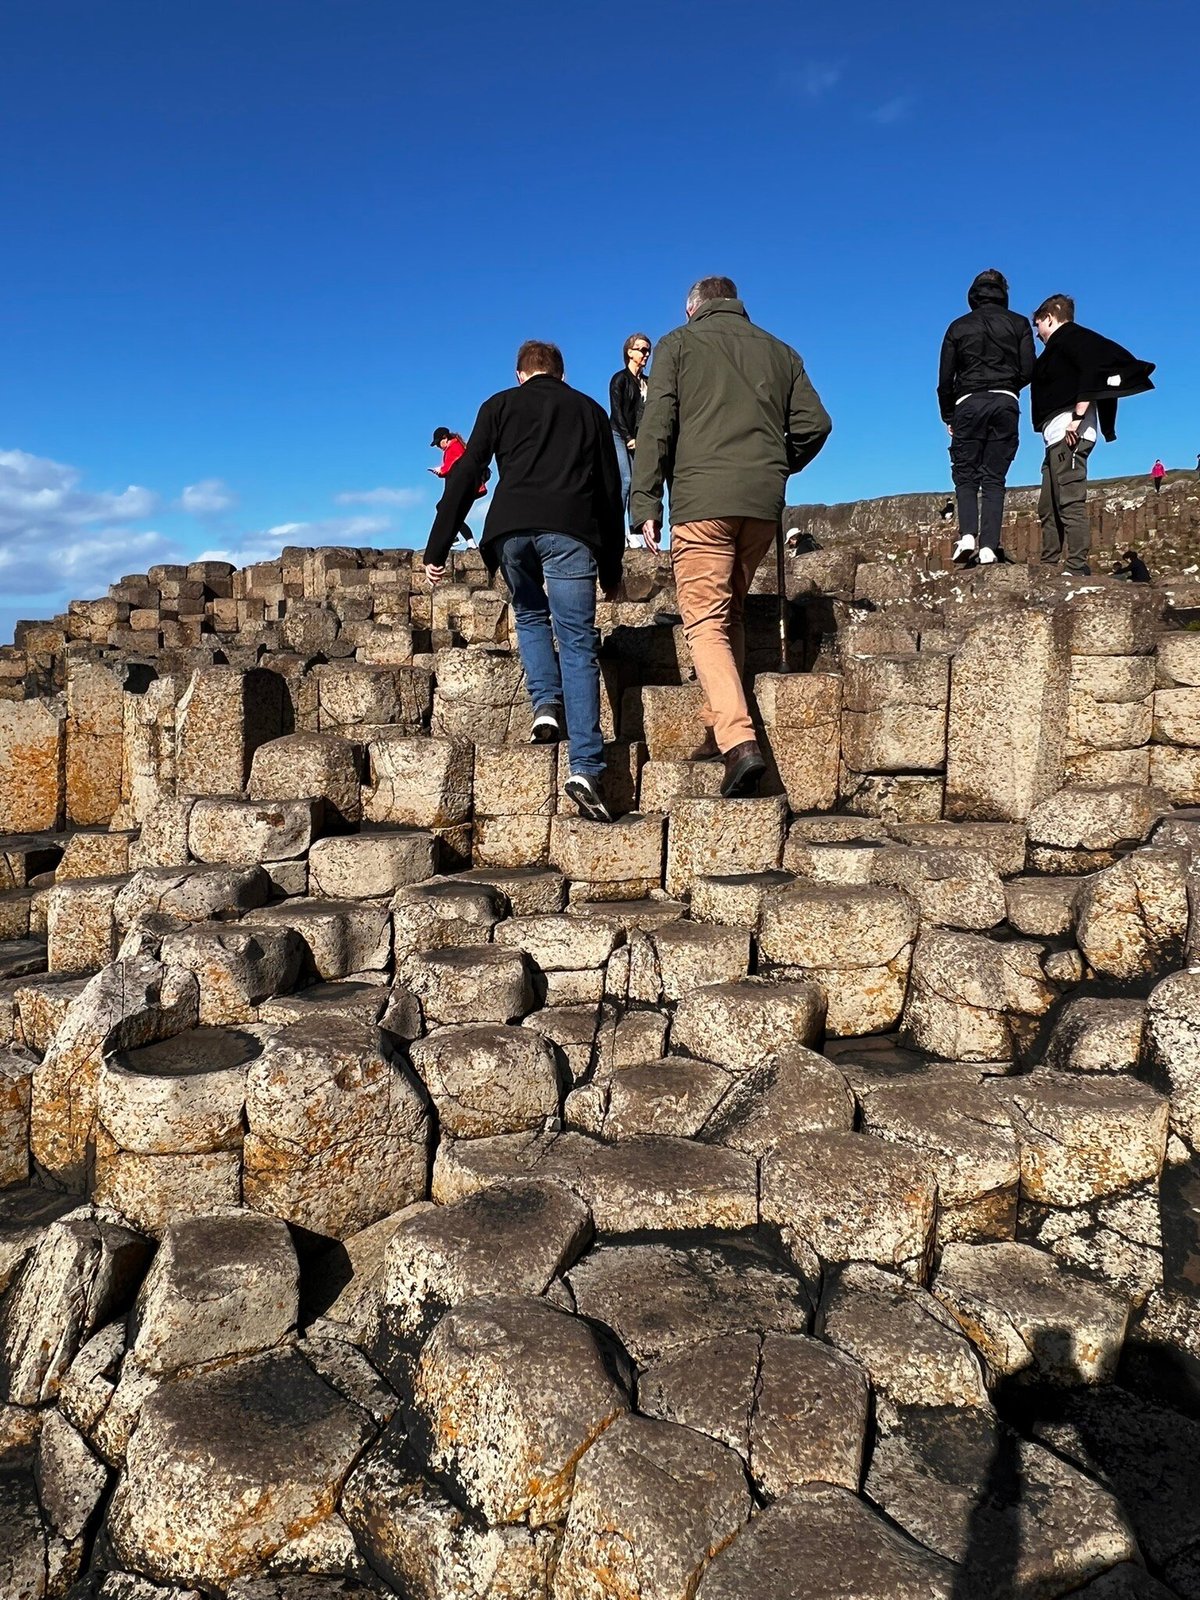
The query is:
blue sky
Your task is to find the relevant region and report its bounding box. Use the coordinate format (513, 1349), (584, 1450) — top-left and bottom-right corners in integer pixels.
(2, 0), (1197, 642)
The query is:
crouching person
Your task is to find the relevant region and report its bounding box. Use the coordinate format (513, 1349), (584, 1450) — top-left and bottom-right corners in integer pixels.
(423, 339), (625, 823)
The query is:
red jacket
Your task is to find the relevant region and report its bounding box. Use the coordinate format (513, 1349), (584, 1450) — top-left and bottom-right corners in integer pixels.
(1152, 460), (1165, 479)
(437, 439), (488, 497)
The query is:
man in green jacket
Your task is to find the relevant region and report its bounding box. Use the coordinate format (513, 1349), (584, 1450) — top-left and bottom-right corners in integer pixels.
(631, 276), (831, 796)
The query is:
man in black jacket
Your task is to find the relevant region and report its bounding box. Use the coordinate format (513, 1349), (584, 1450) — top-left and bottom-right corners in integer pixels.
(424, 340), (625, 823)
(1030, 294), (1155, 576)
(938, 270), (1035, 566)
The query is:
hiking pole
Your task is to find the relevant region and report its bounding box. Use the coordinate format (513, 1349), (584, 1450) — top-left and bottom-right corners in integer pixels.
(776, 522), (789, 672)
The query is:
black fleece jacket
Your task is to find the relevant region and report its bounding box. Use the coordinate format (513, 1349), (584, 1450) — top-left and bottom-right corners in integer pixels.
(937, 275), (1035, 424)
(423, 375), (625, 590)
(609, 367), (645, 442)
(1030, 321), (1156, 440)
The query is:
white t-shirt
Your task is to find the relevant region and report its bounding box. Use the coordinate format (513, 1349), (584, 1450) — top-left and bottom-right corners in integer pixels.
(1043, 403), (1098, 447)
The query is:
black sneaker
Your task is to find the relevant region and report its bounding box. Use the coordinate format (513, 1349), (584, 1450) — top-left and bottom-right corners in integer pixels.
(565, 774), (613, 823)
(530, 702), (563, 743)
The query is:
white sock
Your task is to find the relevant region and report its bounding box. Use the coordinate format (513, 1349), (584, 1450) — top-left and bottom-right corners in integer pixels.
(978, 547), (997, 564)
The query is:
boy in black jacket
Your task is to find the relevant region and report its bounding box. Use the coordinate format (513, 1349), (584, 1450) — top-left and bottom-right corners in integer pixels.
(423, 340), (624, 823)
(1030, 294), (1155, 576)
(938, 269), (1035, 565)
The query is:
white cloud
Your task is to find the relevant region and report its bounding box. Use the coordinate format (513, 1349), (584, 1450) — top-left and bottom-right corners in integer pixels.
(870, 94), (915, 125)
(0, 448), (178, 641)
(790, 62), (843, 101)
(196, 514), (393, 570)
(335, 485), (426, 508)
(179, 477), (238, 515)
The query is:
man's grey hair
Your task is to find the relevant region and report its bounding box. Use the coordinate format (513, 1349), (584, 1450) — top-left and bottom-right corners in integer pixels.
(686, 275), (738, 314)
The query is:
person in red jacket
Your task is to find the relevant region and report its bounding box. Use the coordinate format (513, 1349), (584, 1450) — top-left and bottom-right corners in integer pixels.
(1152, 458), (1165, 495)
(429, 427), (487, 546)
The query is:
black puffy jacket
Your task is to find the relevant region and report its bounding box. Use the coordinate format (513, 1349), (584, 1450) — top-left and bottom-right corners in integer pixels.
(938, 274), (1036, 424)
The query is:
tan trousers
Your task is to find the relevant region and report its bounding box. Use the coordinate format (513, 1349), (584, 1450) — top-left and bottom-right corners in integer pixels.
(671, 517), (777, 752)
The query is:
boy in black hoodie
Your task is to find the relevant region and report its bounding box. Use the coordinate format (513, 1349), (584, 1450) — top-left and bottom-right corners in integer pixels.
(1030, 293), (1155, 577)
(938, 269), (1035, 565)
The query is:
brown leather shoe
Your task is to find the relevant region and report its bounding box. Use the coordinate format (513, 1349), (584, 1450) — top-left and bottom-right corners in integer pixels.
(688, 729), (720, 762)
(721, 739), (766, 798)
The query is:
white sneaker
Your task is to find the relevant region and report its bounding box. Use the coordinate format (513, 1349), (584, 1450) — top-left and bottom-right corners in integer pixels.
(977, 547), (997, 565)
(952, 534), (977, 563)
(565, 774), (612, 823)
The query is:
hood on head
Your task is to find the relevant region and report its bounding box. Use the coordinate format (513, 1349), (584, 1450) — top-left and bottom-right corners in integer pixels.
(968, 270), (1009, 310)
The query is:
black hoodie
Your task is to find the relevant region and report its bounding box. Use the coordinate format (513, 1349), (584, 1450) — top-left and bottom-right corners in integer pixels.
(937, 273), (1036, 424)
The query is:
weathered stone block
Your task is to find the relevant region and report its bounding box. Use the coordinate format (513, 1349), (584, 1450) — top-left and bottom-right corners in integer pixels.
(176, 667), (285, 797)
(382, 1179), (590, 1344)
(0, 698), (64, 832)
(1028, 784), (1167, 850)
(859, 1070), (1019, 1246)
(160, 923), (303, 1024)
(473, 743), (557, 817)
(1149, 744), (1200, 804)
(1154, 687), (1200, 746)
(842, 771), (945, 822)
(244, 1017), (430, 1237)
(410, 1023), (558, 1136)
(411, 1295), (627, 1527)
(130, 1212), (298, 1376)
(553, 1412), (751, 1598)
(761, 1131), (937, 1281)
(760, 882), (917, 1035)
(934, 1241), (1130, 1385)
(114, 865), (270, 932)
(636, 685), (709, 759)
(550, 812), (665, 883)
(407, 946), (532, 1026)
(638, 758), (723, 813)
(65, 660), (128, 826)
(250, 898), (392, 979)
(0, 1047), (33, 1187)
(32, 958), (200, 1188)
(993, 1069), (1168, 1207)
(666, 796), (786, 899)
(249, 732), (363, 826)
(1157, 632), (1200, 688)
(46, 877), (122, 975)
(308, 830), (436, 900)
(431, 649), (528, 743)
(1075, 849), (1190, 981)
(187, 796), (319, 864)
(945, 606), (1069, 821)
(106, 1349), (373, 1587)
(869, 845), (1005, 931)
(1068, 588), (1159, 656)
(902, 929), (1053, 1062)
(841, 653), (948, 772)
(363, 734), (472, 827)
(652, 920), (751, 1001)
(494, 913), (619, 971)
(755, 672), (842, 810)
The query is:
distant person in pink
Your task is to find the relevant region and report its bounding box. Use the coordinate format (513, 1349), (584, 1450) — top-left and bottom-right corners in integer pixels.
(1152, 458), (1165, 495)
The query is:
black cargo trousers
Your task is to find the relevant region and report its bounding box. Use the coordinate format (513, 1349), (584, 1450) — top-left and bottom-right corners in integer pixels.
(948, 391), (1021, 551)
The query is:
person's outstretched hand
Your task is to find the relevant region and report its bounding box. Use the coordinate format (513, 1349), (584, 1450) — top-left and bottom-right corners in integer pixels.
(425, 563), (445, 586)
(641, 520), (662, 552)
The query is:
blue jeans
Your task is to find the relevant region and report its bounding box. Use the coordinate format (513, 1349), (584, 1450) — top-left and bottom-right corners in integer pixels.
(498, 532), (604, 778)
(612, 429), (632, 523)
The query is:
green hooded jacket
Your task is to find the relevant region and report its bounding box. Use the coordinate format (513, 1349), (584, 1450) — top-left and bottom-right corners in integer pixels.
(629, 298), (831, 528)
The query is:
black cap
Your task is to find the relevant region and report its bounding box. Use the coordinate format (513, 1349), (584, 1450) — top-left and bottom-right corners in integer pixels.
(430, 427), (452, 447)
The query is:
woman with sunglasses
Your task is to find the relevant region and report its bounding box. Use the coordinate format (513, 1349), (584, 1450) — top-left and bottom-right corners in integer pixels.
(609, 334), (652, 548)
